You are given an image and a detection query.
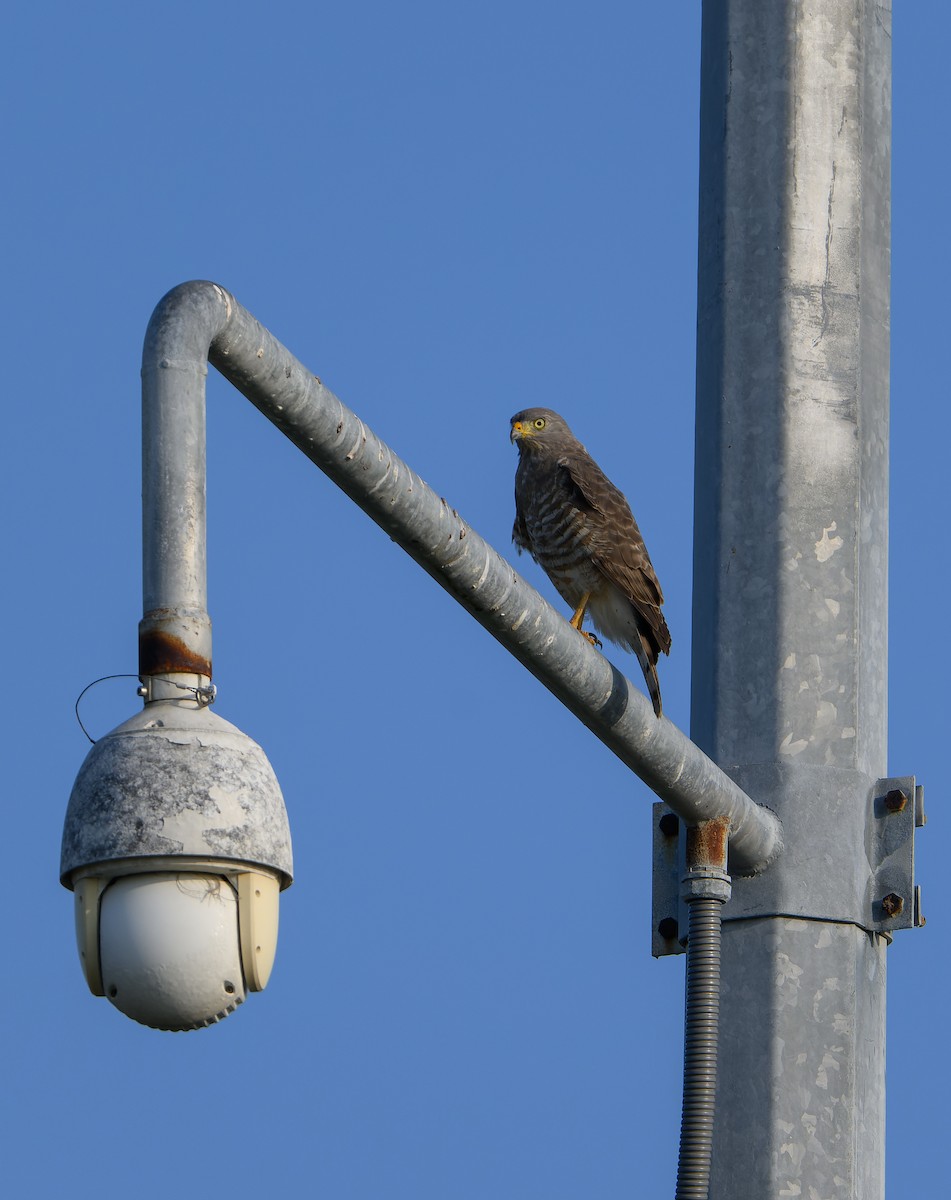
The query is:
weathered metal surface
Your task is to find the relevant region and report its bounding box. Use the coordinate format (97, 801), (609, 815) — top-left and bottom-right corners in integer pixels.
(868, 774), (920, 934)
(653, 770), (921, 950)
(692, 2), (895, 1196)
(138, 622), (213, 679)
(692, 1), (891, 779)
(685, 816), (729, 872)
(712, 918), (887, 1199)
(61, 699), (293, 888)
(141, 283), (216, 665)
(652, 803), (683, 957)
(713, 766), (918, 934)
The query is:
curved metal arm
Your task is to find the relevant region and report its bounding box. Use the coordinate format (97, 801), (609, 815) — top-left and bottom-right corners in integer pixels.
(140, 280), (783, 874)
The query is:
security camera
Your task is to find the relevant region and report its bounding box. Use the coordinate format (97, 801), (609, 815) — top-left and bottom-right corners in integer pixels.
(62, 693), (292, 1031)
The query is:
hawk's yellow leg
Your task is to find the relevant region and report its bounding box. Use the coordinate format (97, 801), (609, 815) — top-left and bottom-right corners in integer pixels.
(569, 593), (591, 630)
(569, 593), (601, 648)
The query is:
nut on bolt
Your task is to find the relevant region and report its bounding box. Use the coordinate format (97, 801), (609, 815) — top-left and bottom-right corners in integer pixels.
(881, 892), (904, 918)
(884, 788), (908, 813)
(659, 812), (680, 838)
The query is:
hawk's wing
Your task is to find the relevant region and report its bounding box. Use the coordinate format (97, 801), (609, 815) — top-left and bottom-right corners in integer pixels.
(512, 505), (532, 556)
(559, 452), (671, 656)
(512, 465), (534, 557)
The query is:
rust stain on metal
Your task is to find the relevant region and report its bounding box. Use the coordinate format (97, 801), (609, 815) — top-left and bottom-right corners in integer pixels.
(139, 630), (212, 679)
(881, 892), (904, 918)
(685, 815), (730, 870)
(883, 788), (908, 813)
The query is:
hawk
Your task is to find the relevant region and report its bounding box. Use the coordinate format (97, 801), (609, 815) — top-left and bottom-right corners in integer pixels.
(510, 407), (671, 717)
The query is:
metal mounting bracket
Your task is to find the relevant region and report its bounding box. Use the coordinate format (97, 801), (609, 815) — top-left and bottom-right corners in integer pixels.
(651, 774), (924, 958)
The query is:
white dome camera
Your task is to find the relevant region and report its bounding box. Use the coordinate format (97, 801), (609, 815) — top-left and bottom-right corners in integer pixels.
(61, 695), (293, 1031)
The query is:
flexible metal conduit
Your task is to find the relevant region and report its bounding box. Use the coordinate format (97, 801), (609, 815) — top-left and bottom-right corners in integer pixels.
(675, 823), (732, 1200)
(141, 280), (782, 875)
(676, 893), (727, 1199)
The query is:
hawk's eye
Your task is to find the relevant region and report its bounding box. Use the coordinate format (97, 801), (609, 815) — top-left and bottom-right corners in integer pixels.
(533, 418), (546, 429)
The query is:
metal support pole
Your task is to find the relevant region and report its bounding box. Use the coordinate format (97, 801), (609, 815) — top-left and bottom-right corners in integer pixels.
(140, 281), (782, 875)
(693, 2), (892, 1196)
(140, 287), (216, 682)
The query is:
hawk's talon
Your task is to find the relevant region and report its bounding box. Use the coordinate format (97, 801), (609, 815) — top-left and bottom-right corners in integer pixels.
(580, 629), (602, 649)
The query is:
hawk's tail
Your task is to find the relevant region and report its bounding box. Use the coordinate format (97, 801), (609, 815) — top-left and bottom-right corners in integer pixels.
(633, 633), (663, 718)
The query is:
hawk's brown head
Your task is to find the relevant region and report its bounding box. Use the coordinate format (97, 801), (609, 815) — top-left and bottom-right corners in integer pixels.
(510, 408), (573, 448)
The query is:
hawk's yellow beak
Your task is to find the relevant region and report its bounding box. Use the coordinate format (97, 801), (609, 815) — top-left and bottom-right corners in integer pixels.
(510, 420), (525, 444)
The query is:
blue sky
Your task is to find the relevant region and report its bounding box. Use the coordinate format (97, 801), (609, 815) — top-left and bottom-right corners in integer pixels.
(2, 2), (946, 1196)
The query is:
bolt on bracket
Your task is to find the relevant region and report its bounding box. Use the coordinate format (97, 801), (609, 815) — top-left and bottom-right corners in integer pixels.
(868, 775), (925, 934)
(652, 803), (684, 957)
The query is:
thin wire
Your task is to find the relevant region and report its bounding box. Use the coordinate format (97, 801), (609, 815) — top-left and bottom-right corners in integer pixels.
(74, 674), (217, 744)
(74, 674), (139, 745)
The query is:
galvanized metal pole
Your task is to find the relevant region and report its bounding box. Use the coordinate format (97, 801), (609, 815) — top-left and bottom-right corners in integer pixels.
(693, 2), (892, 1196)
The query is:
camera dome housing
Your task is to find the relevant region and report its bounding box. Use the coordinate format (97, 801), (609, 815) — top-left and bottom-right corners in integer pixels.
(61, 697), (293, 1030)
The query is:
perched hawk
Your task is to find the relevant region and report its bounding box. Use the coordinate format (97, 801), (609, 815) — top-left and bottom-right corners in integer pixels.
(510, 407), (671, 717)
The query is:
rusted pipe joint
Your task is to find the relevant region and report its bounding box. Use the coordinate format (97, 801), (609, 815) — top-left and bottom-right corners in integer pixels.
(685, 815), (730, 871)
(682, 816), (732, 903)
